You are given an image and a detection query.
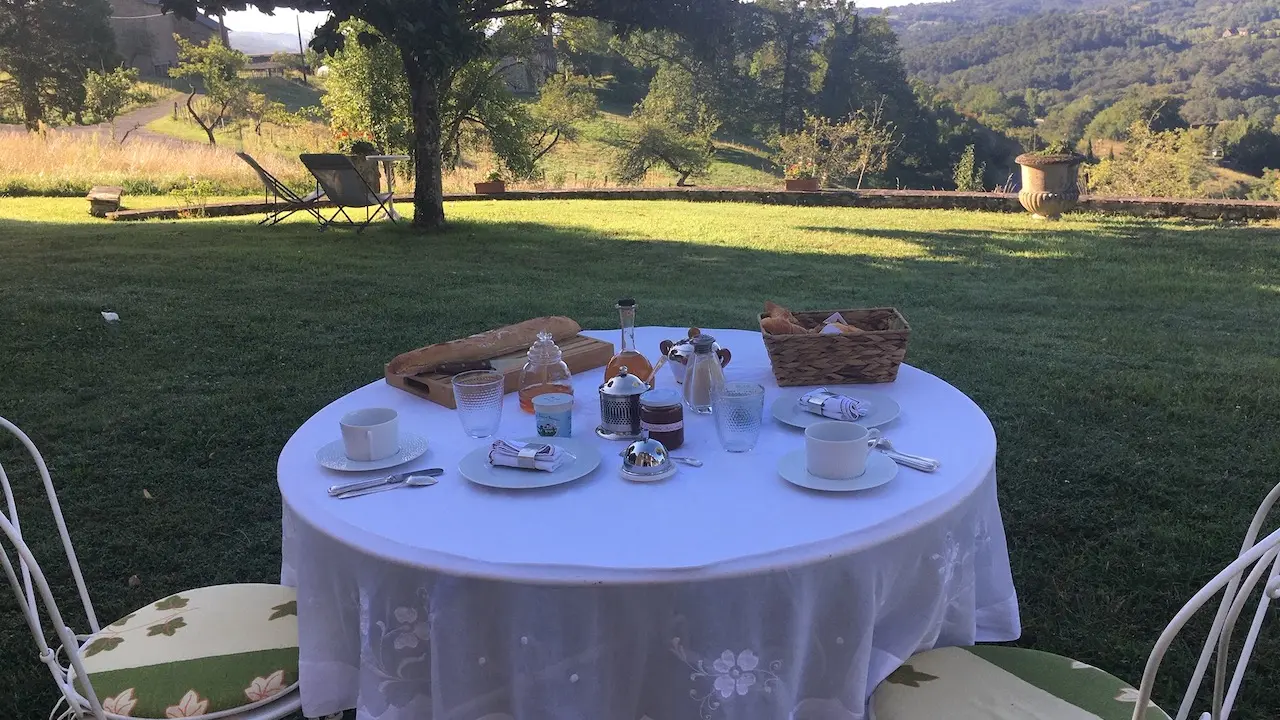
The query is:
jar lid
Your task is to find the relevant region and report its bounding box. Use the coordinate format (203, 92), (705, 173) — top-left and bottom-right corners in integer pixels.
(600, 367), (649, 396)
(640, 388), (682, 409)
(533, 393), (574, 411)
(692, 335), (716, 351)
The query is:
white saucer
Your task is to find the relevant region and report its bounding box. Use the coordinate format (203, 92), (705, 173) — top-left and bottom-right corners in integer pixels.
(621, 464), (678, 483)
(778, 450), (898, 492)
(317, 433), (430, 472)
(771, 388), (901, 430)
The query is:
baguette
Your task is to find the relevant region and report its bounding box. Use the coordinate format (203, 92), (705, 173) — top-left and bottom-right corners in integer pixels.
(388, 316), (582, 376)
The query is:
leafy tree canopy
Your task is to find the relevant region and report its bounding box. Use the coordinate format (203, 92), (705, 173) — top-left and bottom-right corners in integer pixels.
(0, 0), (117, 129)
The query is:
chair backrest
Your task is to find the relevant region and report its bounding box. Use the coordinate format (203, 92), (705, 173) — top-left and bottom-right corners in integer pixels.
(0, 416), (106, 718)
(236, 152), (304, 203)
(1133, 481), (1280, 720)
(300, 153), (380, 207)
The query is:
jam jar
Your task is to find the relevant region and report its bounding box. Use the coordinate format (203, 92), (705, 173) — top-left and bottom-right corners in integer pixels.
(639, 389), (684, 450)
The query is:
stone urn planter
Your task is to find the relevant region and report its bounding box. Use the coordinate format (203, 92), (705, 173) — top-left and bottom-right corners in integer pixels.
(1015, 152), (1085, 219)
(474, 180), (506, 194)
(785, 177), (820, 192)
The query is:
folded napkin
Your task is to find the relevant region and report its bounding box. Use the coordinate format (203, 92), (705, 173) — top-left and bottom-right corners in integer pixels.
(819, 312), (846, 335)
(488, 440), (575, 472)
(799, 389), (870, 421)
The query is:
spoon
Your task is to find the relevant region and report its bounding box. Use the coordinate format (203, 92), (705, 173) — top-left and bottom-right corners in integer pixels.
(336, 473), (439, 499)
(873, 438), (940, 472)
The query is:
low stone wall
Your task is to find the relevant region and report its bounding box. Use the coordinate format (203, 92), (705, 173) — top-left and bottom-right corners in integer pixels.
(449, 187), (1280, 220)
(107, 187), (1280, 222)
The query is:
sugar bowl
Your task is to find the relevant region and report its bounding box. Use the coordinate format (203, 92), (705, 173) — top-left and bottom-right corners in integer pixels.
(596, 366), (648, 440)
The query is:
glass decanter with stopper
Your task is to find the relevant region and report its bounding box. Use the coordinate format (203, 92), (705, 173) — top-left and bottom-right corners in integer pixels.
(518, 331), (573, 413)
(604, 298), (655, 388)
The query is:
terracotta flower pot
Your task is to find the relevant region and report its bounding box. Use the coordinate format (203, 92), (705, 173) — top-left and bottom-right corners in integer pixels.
(474, 181), (506, 194)
(1015, 153), (1084, 219)
(785, 178), (820, 192)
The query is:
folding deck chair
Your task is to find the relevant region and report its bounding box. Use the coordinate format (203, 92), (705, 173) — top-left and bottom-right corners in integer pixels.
(235, 152), (324, 225)
(299, 153), (398, 233)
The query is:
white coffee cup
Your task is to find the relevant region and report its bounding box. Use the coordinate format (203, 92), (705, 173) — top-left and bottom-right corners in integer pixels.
(805, 421), (881, 480)
(340, 408), (400, 462)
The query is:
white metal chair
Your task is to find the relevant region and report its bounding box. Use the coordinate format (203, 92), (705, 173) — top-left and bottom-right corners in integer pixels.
(0, 416), (303, 720)
(870, 481), (1280, 720)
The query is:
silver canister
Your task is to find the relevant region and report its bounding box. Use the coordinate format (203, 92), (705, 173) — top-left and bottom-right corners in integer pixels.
(597, 366), (647, 440)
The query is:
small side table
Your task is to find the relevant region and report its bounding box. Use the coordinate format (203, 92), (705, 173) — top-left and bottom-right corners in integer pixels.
(366, 154), (410, 220)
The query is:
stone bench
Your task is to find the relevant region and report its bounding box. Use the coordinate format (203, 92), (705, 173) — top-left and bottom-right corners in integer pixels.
(87, 186), (124, 217)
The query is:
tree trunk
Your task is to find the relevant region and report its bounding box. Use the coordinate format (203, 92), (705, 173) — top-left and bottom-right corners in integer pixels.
(186, 91), (217, 146)
(405, 61), (447, 230)
(21, 84), (42, 131)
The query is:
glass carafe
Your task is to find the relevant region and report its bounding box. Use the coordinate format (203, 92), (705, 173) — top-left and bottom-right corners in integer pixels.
(682, 335), (725, 414)
(604, 298), (655, 388)
(518, 331), (573, 413)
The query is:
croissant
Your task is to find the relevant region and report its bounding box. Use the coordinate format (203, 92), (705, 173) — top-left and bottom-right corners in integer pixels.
(764, 301), (790, 320)
(761, 316), (810, 335)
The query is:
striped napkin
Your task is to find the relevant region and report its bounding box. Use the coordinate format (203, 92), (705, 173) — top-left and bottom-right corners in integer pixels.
(488, 440), (574, 472)
(798, 389), (870, 421)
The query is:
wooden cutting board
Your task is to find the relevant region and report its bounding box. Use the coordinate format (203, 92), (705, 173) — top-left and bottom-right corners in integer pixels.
(384, 334), (615, 408)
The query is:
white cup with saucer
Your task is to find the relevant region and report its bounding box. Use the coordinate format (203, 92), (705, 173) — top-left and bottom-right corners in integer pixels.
(340, 408), (400, 462)
(805, 421), (881, 479)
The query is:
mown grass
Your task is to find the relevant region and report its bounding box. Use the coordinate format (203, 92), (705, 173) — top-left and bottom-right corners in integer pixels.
(2, 199), (1280, 717)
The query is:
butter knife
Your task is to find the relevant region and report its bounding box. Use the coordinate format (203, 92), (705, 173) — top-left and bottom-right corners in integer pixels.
(328, 468), (444, 497)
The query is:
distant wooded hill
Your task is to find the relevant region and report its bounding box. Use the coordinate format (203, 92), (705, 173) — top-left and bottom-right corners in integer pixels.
(229, 31), (307, 55)
(889, 0), (1280, 126)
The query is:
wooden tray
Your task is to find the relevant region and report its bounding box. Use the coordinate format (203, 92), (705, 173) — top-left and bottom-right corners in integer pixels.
(385, 334), (615, 408)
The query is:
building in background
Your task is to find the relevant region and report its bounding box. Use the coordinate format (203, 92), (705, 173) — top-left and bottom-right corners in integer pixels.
(109, 0), (229, 76)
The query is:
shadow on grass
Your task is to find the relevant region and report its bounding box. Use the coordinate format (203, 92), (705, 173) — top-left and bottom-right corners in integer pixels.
(3, 211), (1280, 718)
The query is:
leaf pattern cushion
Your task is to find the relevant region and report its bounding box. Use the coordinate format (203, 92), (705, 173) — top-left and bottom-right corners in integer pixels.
(871, 646), (1172, 720)
(70, 584), (298, 719)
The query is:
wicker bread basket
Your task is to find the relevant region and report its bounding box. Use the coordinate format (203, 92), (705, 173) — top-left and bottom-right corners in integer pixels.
(759, 307), (911, 386)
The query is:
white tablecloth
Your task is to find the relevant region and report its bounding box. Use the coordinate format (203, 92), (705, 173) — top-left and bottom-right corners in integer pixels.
(278, 327), (1019, 720)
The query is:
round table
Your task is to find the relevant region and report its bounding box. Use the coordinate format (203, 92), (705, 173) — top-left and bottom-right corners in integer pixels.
(278, 327), (1020, 720)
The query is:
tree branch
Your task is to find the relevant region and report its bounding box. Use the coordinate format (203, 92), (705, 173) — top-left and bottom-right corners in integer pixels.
(531, 127), (561, 162)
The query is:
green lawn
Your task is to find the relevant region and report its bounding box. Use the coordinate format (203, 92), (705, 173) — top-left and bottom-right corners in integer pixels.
(247, 77), (324, 112)
(2, 199), (1280, 717)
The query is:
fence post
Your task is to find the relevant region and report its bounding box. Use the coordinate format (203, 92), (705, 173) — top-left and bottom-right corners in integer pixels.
(173, 102), (178, 120)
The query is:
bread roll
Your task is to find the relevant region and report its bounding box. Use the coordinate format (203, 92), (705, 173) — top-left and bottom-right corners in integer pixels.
(388, 316), (581, 376)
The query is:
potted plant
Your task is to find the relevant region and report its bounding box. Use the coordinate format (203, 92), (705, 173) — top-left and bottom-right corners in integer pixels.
(1015, 140), (1085, 219)
(784, 162), (820, 192)
(474, 171), (507, 195)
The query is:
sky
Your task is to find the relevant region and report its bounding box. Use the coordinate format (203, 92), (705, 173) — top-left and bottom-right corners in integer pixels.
(225, 0), (943, 36)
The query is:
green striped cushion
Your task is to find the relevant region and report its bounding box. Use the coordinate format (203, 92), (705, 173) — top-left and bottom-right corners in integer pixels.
(71, 584), (299, 719)
(871, 646), (1171, 720)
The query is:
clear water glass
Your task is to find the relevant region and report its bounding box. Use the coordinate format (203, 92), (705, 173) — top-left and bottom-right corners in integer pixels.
(452, 370), (505, 438)
(712, 382), (766, 453)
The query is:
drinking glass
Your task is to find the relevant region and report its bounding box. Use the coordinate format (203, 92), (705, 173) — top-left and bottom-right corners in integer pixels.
(452, 370), (505, 438)
(712, 382), (766, 453)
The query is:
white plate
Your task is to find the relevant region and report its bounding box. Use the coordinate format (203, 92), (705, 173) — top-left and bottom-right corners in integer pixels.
(778, 449), (898, 492)
(317, 433), (430, 472)
(621, 464), (678, 483)
(459, 437), (602, 490)
(770, 388), (901, 430)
